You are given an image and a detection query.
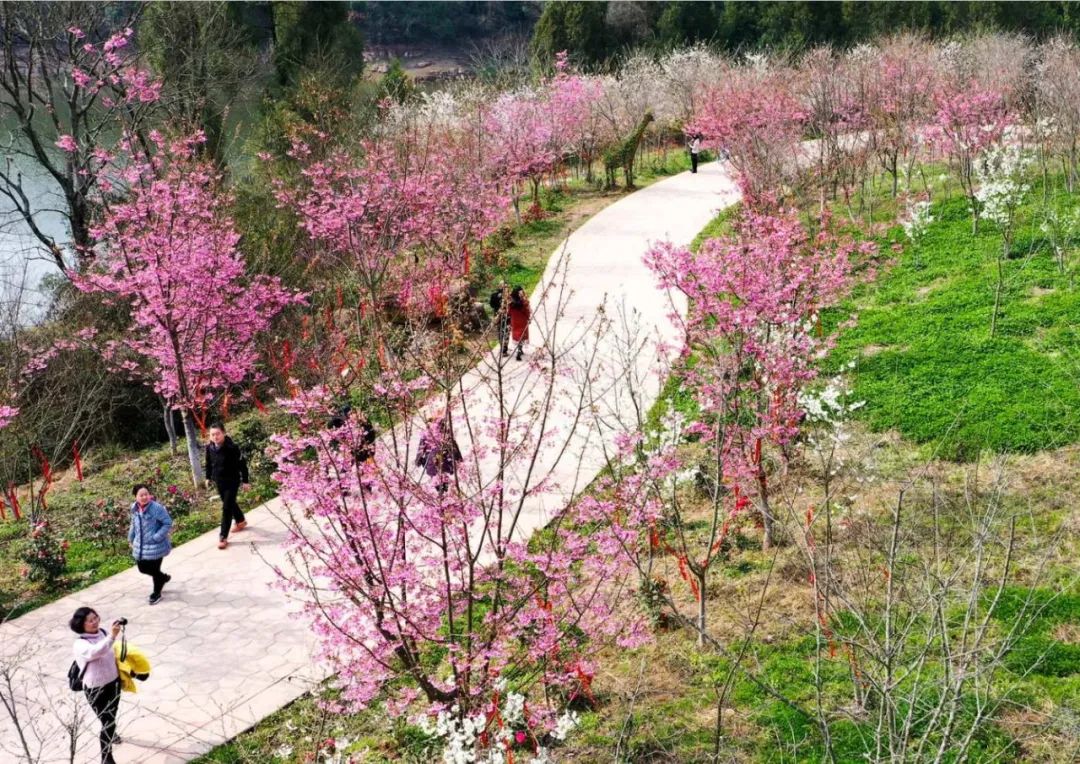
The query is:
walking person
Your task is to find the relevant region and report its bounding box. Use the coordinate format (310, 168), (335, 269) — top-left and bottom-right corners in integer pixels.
(415, 415), (462, 495)
(70, 607), (123, 764)
(688, 133), (701, 174)
(128, 484), (172, 605)
(489, 282), (511, 356)
(507, 286), (531, 361)
(204, 422), (250, 550)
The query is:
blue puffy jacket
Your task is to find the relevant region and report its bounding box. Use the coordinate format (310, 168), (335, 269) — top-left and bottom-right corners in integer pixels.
(128, 500), (173, 561)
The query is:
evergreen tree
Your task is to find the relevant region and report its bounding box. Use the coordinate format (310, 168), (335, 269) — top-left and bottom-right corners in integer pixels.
(271, 1), (364, 88)
(531, 0), (610, 68)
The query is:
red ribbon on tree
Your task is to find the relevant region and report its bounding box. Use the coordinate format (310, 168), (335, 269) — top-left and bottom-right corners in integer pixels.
(7, 482), (21, 520)
(31, 445), (53, 510)
(72, 440), (84, 482)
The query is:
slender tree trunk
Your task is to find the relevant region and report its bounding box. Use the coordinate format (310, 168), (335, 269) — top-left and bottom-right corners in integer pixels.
(697, 569), (707, 648)
(990, 244), (1007, 338)
(182, 410), (205, 486)
(163, 401), (178, 455)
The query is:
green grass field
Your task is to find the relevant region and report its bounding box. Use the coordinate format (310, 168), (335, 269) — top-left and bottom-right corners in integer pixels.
(826, 181), (1080, 460)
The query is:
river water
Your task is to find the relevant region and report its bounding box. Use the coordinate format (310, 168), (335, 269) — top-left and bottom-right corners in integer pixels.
(0, 156), (69, 323)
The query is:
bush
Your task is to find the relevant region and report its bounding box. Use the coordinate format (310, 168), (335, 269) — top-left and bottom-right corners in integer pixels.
(78, 497), (128, 552)
(159, 483), (197, 517)
(21, 519), (69, 587)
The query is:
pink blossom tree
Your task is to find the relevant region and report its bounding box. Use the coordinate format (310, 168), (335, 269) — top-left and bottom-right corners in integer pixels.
(74, 132), (304, 484)
(925, 84), (1012, 232)
(645, 209), (867, 556)
(863, 38), (940, 198)
(485, 52), (596, 216)
(688, 66), (806, 205)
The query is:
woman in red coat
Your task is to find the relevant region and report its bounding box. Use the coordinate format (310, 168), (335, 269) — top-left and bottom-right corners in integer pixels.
(507, 286), (530, 360)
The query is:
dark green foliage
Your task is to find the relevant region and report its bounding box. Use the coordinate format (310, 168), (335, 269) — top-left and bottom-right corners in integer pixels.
(361, 1), (540, 44)
(377, 58), (415, 104)
(531, 0), (610, 69)
(271, 1), (364, 88)
(531, 1), (1080, 64)
(656, 1), (720, 47)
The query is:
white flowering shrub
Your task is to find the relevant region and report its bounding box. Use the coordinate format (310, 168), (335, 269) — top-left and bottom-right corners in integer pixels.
(974, 143), (1031, 230)
(799, 364), (865, 449)
(901, 199), (934, 241)
(1039, 205), (1080, 275)
(415, 687), (581, 764)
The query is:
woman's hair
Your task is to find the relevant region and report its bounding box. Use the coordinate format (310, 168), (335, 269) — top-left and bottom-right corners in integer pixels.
(132, 483), (150, 497)
(69, 606), (98, 634)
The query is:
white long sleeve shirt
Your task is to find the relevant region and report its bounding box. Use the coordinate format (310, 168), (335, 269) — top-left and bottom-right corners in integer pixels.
(73, 630), (119, 689)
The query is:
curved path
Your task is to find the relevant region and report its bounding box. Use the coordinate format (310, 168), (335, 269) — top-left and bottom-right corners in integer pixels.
(0, 162), (738, 763)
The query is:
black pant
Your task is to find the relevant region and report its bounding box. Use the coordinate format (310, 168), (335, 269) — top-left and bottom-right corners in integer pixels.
(136, 557), (168, 595)
(85, 678), (120, 764)
(497, 318), (509, 354)
(691, 152), (699, 173)
(217, 482), (245, 540)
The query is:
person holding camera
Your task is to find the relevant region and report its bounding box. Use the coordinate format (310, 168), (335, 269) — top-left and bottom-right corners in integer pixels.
(70, 607), (124, 764)
(128, 484), (173, 605)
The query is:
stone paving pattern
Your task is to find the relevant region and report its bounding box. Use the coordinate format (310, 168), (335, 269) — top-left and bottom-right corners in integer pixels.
(0, 161), (737, 763)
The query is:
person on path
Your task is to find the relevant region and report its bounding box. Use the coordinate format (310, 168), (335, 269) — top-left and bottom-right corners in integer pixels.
(70, 607), (123, 764)
(689, 134), (701, 174)
(416, 415), (462, 495)
(507, 286), (531, 361)
(204, 422), (250, 550)
(128, 484), (172, 605)
(489, 282), (511, 356)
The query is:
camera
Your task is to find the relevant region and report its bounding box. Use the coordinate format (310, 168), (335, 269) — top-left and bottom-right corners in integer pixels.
(114, 618), (128, 627)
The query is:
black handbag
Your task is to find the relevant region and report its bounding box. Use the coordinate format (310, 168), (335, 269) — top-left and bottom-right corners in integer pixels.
(67, 660), (87, 692)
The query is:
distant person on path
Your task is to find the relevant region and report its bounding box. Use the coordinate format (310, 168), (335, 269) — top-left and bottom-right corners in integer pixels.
(329, 403), (377, 465)
(128, 484), (172, 605)
(689, 134), (701, 174)
(508, 286), (531, 361)
(489, 282), (511, 356)
(204, 422), (250, 550)
(70, 607), (123, 764)
(416, 415), (462, 495)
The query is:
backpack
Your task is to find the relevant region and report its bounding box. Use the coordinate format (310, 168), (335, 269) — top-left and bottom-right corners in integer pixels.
(67, 660), (87, 692)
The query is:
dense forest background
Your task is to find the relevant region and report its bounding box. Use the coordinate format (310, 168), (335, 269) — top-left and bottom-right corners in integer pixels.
(222, 2), (1080, 68)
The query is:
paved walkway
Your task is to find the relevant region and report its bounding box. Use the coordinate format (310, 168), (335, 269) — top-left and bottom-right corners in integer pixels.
(0, 162), (738, 763)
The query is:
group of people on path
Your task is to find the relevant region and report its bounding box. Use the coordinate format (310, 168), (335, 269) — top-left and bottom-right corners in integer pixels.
(69, 283), (535, 761)
(70, 421), (251, 763)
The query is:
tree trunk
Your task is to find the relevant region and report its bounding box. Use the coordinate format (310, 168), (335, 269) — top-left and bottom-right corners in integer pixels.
(990, 247), (1005, 338)
(163, 402), (178, 455)
(697, 570), (708, 648)
(182, 410), (205, 486)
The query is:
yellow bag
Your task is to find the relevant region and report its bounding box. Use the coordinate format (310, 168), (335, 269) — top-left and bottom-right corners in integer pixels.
(113, 640), (151, 693)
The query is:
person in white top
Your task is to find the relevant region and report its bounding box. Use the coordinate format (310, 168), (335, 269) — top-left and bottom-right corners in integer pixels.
(689, 134), (702, 174)
(71, 607), (123, 764)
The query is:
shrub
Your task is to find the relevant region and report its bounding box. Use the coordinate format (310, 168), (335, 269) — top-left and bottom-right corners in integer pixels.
(21, 519), (69, 587)
(160, 483), (196, 517)
(78, 497), (128, 551)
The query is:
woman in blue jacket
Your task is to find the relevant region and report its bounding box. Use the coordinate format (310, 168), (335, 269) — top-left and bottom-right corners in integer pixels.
(128, 484), (173, 605)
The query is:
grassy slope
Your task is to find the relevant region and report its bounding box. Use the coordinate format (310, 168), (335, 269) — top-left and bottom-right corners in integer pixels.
(825, 180), (1080, 460)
